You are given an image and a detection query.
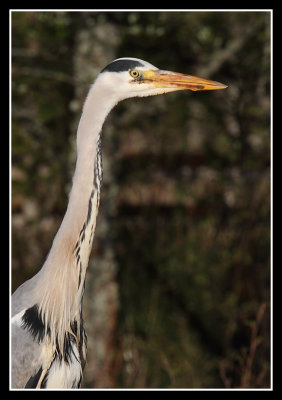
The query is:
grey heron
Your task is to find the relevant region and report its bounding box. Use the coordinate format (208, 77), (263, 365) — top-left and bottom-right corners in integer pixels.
(11, 57), (227, 389)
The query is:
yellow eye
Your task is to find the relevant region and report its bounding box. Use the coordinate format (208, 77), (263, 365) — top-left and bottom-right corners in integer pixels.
(129, 69), (140, 78)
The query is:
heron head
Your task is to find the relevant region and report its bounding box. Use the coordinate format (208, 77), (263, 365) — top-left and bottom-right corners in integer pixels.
(98, 57), (227, 101)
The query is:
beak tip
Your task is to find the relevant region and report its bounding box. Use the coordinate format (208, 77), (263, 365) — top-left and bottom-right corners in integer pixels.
(213, 81), (228, 90)
(211, 82), (228, 91)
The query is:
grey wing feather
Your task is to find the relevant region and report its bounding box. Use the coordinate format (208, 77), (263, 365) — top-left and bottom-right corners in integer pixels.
(11, 321), (42, 388)
(11, 275), (43, 388)
(12, 273), (41, 316)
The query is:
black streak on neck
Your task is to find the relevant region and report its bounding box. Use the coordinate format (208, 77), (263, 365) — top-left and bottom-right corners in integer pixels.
(22, 304), (48, 343)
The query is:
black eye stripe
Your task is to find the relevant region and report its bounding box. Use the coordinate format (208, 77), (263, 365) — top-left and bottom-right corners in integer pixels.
(101, 59), (144, 73)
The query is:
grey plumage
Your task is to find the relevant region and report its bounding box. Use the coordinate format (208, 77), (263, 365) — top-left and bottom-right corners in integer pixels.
(12, 277), (43, 388)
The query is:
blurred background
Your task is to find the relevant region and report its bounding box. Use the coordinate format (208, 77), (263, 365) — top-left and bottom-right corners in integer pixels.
(11, 11), (271, 388)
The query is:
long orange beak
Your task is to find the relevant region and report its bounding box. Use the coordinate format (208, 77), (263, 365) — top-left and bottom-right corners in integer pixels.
(143, 69), (227, 92)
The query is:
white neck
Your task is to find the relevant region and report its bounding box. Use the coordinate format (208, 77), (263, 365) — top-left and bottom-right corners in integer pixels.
(50, 79), (116, 272)
(33, 78), (118, 348)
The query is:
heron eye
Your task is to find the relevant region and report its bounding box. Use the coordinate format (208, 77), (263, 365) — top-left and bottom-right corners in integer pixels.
(129, 69), (140, 78)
